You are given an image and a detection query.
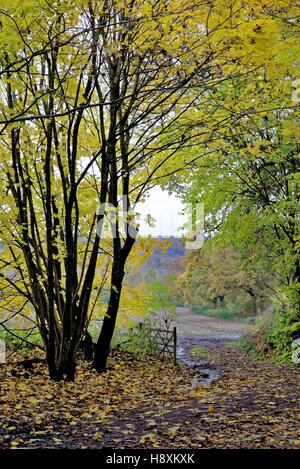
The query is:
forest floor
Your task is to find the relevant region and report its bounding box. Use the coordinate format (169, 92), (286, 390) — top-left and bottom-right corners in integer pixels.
(0, 308), (300, 449)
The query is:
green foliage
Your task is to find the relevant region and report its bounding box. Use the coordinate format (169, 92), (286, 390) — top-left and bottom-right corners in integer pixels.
(111, 325), (152, 358)
(177, 243), (271, 318)
(191, 346), (225, 364)
(147, 278), (176, 314)
(194, 304), (242, 321)
(0, 328), (43, 352)
(266, 312), (300, 362)
(172, 9), (300, 359)
(226, 341), (240, 348)
(240, 339), (268, 361)
(136, 272), (178, 330)
(242, 310), (300, 363)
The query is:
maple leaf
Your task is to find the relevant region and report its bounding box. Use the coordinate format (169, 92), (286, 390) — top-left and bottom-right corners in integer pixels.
(93, 432), (103, 442)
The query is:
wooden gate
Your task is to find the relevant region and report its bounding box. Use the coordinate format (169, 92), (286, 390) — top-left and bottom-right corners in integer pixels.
(139, 323), (177, 364)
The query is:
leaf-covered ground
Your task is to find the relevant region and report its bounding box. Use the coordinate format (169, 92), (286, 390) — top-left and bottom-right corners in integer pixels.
(0, 338), (300, 449)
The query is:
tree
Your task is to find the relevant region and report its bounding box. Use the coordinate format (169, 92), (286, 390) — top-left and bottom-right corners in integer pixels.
(171, 2), (300, 346)
(1, 0), (254, 378)
(180, 101), (300, 329)
(178, 243), (272, 316)
(0, 0), (112, 379)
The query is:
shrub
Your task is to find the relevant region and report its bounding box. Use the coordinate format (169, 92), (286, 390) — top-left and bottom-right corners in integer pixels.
(242, 308), (300, 363)
(0, 328), (43, 352)
(111, 324), (152, 357)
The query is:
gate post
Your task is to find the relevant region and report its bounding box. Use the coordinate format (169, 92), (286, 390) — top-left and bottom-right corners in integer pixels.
(173, 326), (177, 365)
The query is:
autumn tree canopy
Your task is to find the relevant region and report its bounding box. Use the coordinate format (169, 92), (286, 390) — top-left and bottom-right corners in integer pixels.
(178, 243), (272, 316)
(0, 0), (299, 378)
(171, 1), (300, 351)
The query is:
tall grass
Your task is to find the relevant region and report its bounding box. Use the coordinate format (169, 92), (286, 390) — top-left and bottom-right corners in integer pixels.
(194, 304), (255, 322)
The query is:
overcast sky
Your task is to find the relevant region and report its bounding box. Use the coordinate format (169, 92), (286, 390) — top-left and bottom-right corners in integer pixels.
(136, 186), (187, 238)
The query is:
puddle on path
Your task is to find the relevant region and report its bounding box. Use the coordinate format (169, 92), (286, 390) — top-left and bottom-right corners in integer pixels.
(177, 345), (221, 387)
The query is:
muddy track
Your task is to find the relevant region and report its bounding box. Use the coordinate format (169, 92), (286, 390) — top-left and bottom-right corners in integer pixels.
(176, 307), (248, 342)
(175, 307), (248, 385)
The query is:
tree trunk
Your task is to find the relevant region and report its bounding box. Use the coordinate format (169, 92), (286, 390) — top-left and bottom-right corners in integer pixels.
(93, 263), (124, 372)
(246, 287), (257, 315)
(47, 350), (60, 381)
(64, 355), (76, 381)
(80, 331), (95, 361)
(45, 338), (78, 381)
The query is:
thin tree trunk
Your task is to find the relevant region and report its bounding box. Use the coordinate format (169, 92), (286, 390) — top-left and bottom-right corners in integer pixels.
(46, 342), (77, 381)
(93, 260), (125, 372)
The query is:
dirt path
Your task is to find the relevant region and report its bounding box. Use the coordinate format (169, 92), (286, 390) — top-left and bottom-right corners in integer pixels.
(98, 310), (300, 448)
(176, 306), (248, 341)
(174, 307), (248, 386)
(1, 309), (299, 449)
(171, 308), (300, 448)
